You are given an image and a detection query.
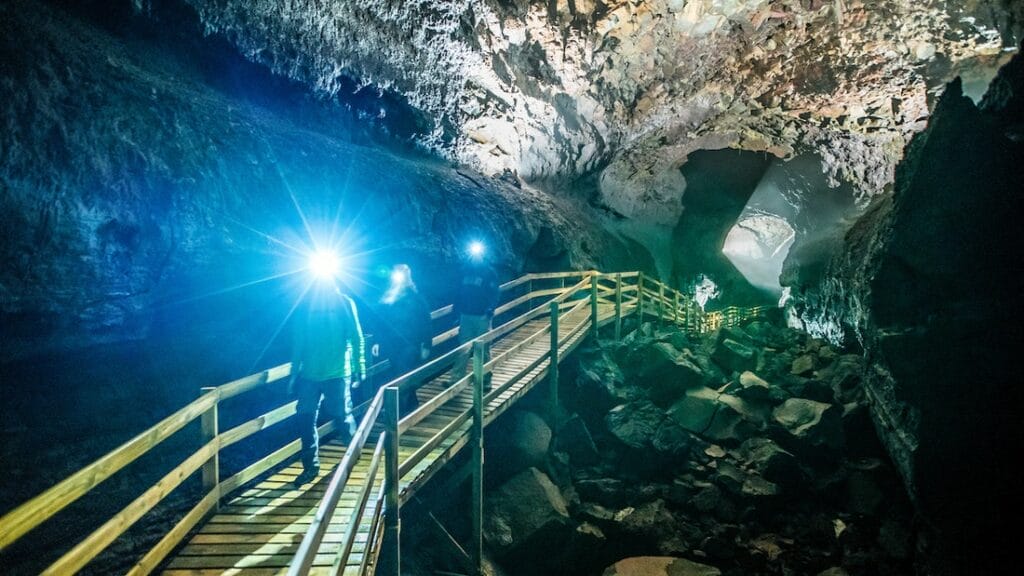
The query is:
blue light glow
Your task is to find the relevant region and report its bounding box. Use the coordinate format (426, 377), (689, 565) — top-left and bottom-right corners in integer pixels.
(308, 249), (341, 280)
(390, 266), (409, 286)
(468, 241), (485, 259)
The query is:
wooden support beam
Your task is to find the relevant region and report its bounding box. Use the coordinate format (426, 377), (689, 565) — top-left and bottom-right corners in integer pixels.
(637, 272), (645, 327)
(590, 274), (600, 341)
(200, 387), (219, 512)
(673, 290), (680, 325)
(549, 302), (560, 424)
(384, 387), (401, 576)
(614, 273), (622, 340)
(658, 283), (665, 325)
(471, 341), (486, 576)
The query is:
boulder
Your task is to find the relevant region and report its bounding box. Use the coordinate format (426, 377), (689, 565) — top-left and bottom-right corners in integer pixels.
(790, 354), (816, 376)
(735, 371), (772, 402)
(576, 478), (630, 507)
(578, 501), (617, 523)
(668, 387), (751, 444)
(717, 326), (754, 346)
(667, 387), (720, 433)
(602, 557), (721, 576)
(712, 461), (746, 495)
(712, 338), (758, 374)
(483, 467), (571, 557)
(488, 410), (551, 474)
(639, 342), (706, 406)
(691, 484), (722, 513)
(819, 354), (864, 404)
(575, 349), (636, 414)
(740, 438), (801, 487)
(817, 345), (837, 365)
(787, 378), (835, 404)
(613, 499), (678, 542)
(772, 398), (843, 449)
(741, 475), (780, 498)
(717, 391), (769, 428)
(606, 400), (665, 450)
(555, 414), (600, 466)
(652, 418), (694, 456)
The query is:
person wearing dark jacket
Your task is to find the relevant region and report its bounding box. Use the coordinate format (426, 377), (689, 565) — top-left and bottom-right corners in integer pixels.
(379, 264), (433, 412)
(289, 282), (366, 485)
(450, 245), (500, 382)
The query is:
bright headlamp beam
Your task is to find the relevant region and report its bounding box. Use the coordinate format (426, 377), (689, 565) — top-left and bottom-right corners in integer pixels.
(308, 249), (341, 280)
(468, 241), (485, 258)
(390, 268), (408, 286)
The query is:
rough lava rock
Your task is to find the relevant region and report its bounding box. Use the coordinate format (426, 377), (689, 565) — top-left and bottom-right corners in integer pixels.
(606, 400), (665, 450)
(487, 410), (552, 475)
(483, 467), (572, 558)
(787, 48), (1024, 572)
(711, 338), (759, 374)
(772, 398), (843, 449)
(602, 556), (721, 576)
(183, 0), (1018, 214)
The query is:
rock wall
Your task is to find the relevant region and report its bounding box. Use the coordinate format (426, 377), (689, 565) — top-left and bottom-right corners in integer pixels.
(180, 0), (1016, 217)
(788, 50), (1024, 572)
(0, 3), (647, 557)
(0, 0), (641, 365)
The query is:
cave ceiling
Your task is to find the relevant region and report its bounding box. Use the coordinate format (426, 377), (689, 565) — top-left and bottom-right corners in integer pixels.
(182, 0), (1019, 224)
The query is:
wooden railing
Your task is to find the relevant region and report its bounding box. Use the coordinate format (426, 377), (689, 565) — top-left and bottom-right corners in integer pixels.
(0, 268), (768, 576)
(286, 271), (612, 576)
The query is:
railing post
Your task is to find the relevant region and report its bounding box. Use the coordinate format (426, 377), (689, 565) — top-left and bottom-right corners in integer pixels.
(673, 290), (680, 326)
(471, 341), (486, 576)
(199, 387), (220, 511)
(549, 301), (560, 424)
(658, 283), (665, 325)
(384, 386), (401, 576)
(590, 273), (600, 341)
(614, 273), (622, 340)
(637, 272), (645, 328)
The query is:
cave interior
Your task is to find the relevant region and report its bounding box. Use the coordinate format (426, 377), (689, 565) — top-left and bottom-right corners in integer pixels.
(1, 1), (1023, 575)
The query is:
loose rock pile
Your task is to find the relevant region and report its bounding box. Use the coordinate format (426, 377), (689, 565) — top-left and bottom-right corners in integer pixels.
(482, 317), (915, 576)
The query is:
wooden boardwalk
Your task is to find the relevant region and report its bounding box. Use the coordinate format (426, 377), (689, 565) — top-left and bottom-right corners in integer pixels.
(162, 302), (623, 575)
(5, 271), (750, 576)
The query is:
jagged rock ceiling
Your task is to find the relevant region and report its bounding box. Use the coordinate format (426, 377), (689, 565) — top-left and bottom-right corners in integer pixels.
(182, 0), (1017, 224)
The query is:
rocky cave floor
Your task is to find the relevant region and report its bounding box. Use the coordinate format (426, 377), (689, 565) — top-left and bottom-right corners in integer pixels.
(416, 315), (918, 576)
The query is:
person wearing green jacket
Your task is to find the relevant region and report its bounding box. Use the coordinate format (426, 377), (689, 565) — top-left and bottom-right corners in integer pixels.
(290, 282), (366, 485)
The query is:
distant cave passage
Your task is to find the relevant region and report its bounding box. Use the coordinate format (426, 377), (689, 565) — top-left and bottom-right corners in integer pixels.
(722, 213), (795, 295)
(672, 149), (775, 307)
(718, 153), (861, 298)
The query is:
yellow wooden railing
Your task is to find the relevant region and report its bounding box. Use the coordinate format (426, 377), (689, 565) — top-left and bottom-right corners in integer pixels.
(0, 269), (767, 575)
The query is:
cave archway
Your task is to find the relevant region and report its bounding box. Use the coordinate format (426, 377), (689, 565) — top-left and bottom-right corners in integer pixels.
(672, 150), (863, 309)
(670, 149), (775, 307)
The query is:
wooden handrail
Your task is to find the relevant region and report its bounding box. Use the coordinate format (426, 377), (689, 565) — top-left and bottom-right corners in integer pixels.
(215, 363), (291, 400)
(43, 436), (220, 574)
(398, 373), (471, 434)
(0, 390), (217, 551)
(288, 386), (387, 576)
(333, 432), (385, 573)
